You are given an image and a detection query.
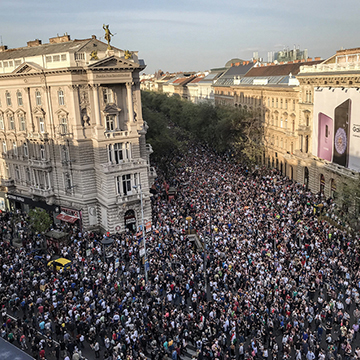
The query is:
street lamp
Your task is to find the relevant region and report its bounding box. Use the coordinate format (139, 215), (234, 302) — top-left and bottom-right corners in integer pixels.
(133, 184), (148, 283)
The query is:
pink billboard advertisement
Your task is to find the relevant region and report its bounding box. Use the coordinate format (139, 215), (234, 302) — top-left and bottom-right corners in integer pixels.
(313, 87), (360, 171)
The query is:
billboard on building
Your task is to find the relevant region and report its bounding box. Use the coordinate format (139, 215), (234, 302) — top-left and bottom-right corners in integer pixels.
(313, 87), (360, 171)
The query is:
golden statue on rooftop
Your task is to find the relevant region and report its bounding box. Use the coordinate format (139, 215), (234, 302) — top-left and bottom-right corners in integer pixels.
(124, 50), (132, 60)
(103, 24), (114, 50)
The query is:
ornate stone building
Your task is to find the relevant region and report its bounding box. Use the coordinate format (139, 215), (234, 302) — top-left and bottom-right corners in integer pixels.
(297, 48), (360, 199)
(227, 60), (321, 182)
(0, 33), (155, 233)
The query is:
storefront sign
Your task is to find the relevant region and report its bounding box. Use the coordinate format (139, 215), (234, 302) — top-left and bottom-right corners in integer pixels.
(7, 194), (25, 202)
(61, 207), (80, 219)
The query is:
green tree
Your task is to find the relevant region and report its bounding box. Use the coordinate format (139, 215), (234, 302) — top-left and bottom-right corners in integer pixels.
(28, 207), (52, 234)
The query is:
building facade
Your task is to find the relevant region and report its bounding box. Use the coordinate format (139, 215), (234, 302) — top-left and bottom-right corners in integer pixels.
(297, 48), (360, 200)
(0, 34), (155, 233)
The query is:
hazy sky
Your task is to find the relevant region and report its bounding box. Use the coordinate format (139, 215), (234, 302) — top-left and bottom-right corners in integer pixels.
(1, 0), (359, 74)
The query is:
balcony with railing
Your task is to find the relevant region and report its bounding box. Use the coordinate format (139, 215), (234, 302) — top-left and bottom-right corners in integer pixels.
(104, 130), (129, 139)
(28, 158), (52, 169)
(0, 178), (15, 188)
(101, 159), (146, 174)
(29, 186), (54, 198)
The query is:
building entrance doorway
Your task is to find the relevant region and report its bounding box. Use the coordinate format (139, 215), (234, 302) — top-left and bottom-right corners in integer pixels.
(124, 210), (136, 233)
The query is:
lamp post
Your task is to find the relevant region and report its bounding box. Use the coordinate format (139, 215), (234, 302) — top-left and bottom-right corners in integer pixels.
(133, 184), (148, 283)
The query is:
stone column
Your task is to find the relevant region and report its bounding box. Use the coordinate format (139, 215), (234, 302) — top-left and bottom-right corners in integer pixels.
(126, 82), (134, 123)
(68, 85), (81, 130)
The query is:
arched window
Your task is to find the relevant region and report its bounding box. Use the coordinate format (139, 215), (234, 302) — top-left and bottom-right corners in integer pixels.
(17, 92), (23, 107)
(6, 92), (12, 107)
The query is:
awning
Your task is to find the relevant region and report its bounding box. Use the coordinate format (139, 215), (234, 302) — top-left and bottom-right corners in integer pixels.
(56, 213), (78, 224)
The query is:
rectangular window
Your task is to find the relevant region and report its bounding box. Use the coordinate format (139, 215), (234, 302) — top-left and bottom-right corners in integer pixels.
(6, 93), (11, 107)
(39, 118), (45, 133)
(122, 174), (131, 195)
(114, 143), (123, 163)
(285, 100), (288, 109)
(3, 61), (8, 68)
(17, 92), (23, 106)
(61, 54), (67, 61)
(23, 142), (28, 157)
(293, 100), (296, 111)
(25, 167), (31, 183)
(46, 56), (52, 63)
(58, 90), (65, 106)
(40, 144), (46, 160)
(105, 115), (115, 131)
(103, 88), (113, 104)
(64, 172), (72, 190)
(0, 115), (4, 130)
(14, 60), (21, 67)
(2, 141), (7, 154)
(60, 117), (67, 135)
(15, 166), (20, 180)
(35, 91), (42, 106)
(19, 115), (26, 131)
(13, 142), (17, 156)
(53, 55), (60, 62)
(9, 116), (15, 130)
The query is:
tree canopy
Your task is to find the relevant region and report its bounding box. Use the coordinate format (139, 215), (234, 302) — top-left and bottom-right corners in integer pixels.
(141, 91), (264, 168)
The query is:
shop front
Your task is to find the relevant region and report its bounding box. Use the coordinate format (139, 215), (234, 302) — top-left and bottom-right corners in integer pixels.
(56, 207), (82, 230)
(6, 192), (57, 214)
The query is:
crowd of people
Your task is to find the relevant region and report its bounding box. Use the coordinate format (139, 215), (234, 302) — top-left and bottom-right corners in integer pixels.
(0, 143), (360, 360)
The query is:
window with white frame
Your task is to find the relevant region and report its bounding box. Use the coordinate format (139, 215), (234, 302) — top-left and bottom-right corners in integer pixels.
(6, 93), (11, 107)
(108, 142), (131, 164)
(39, 117), (45, 133)
(103, 88), (113, 104)
(13, 142), (17, 156)
(2, 141), (6, 154)
(8, 115), (15, 130)
(58, 90), (65, 106)
(105, 115), (116, 131)
(0, 114), (3, 130)
(23, 142), (28, 157)
(40, 144), (46, 160)
(280, 118), (283, 128)
(60, 116), (67, 135)
(17, 92), (23, 107)
(121, 174), (132, 195)
(19, 113), (26, 131)
(285, 118), (288, 129)
(35, 91), (42, 106)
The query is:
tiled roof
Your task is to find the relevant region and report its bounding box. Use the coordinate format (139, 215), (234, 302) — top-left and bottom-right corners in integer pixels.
(187, 77), (204, 85)
(172, 76), (195, 86)
(244, 60), (322, 77)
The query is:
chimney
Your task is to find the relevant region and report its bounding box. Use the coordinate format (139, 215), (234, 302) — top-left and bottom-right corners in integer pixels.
(307, 57), (312, 62)
(314, 57), (321, 61)
(288, 61), (293, 64)
(280, 61), (284, 64)
(49, 34), (71, 44)
(27, 39), (42, 47)
(246, 61), (250, 65)
(0, 45), (8, 52)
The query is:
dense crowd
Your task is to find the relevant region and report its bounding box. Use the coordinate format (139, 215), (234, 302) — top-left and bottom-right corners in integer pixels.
(0, 144), (360, 360)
